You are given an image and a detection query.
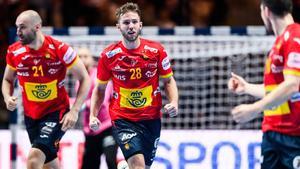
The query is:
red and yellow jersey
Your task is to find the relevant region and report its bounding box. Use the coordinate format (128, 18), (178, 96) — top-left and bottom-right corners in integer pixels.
(97, 38), (173, 121)
(263, 23), (300, 135)
(6, 36), (77, 119)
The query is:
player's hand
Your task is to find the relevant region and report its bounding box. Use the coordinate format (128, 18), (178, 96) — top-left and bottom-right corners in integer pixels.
(231, 103), (261, 123)
(228, 72), (248, 95)
(164, 102), (178, 118)
(60, 110), (78, 131)
(5, 96), (17, 111)
(89, 116), (100, 131)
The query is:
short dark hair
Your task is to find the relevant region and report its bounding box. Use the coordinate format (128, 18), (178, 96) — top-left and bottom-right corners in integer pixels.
(115, 2), (142, 22)
(261, 0), (293, 16)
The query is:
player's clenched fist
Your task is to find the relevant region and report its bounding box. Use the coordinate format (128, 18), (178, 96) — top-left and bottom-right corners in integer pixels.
(5, 96), (17, 111)
(89, 116), (100, 131)
(228, 72), (248, 95)
(164, 102), (178, 118)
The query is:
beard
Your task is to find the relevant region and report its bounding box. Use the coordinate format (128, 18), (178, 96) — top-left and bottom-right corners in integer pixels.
(121, 29), (141, 42)
(19, 29), (36, 45)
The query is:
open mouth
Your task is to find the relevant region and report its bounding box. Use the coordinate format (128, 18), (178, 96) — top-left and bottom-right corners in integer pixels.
(18, 35), (24, 41)
(128, 31), (135, 35)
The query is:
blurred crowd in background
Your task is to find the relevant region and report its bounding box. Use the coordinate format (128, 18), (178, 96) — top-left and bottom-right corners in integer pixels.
(0, 0), (300, 128)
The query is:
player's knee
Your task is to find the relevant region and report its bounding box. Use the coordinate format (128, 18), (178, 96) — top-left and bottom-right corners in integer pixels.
(43, 158), (60, 169)
(32, 143), (57, 164)
(130, 166), (144, 169)
(127, 154), (145, 169)
(27, 151), (44, 169)
(128, 161), (145, 168)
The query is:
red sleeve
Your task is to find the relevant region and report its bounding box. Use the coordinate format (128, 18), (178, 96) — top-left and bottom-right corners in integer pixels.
(158, 45), (173, 78)
(284, 31), (300, 76)
(52, 37), (78, 68)
(6, 48), (16, 70)
(96, 53), (111, 83)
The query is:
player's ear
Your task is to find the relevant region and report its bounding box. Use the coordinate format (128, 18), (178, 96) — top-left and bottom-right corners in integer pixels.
(140, 21), (143, 30)
(35, 23), (41, 31)
(263, 5), (271, 18)
(116, 23), (120, 30)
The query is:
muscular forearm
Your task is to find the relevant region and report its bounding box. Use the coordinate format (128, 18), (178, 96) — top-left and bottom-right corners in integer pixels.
(2, 79), (14, 103)
(90, 85), (106, 118)
(245, 83), (265, 98)
(256, 77), (299, 110)
(71, 76), (90, 113)
(164, 77), (178, 104)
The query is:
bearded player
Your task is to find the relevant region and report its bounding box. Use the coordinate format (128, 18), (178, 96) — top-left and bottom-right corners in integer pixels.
(89, 2), (178, 169)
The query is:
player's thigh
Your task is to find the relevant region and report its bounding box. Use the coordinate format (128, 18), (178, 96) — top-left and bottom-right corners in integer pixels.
(24, 115), (40, 143)
(261, 132), (283, 169)
(112, 119), (161, 166)
(112, 119), (144, 160)
(34, 110), (66, 163)
(277, 133), (300, 169)
(139, 119), (161, 166)
(261, 149), (284, 169)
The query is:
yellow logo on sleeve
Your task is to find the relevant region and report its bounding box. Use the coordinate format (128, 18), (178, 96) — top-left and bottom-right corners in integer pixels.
(120, 86), (153, 109)
(264, 85), (290, 116)
(24, 80), (58, 102)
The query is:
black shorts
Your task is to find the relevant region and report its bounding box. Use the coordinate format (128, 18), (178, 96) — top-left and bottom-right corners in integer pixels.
(261, 131), (300, 169)
(112, 118), (161, 166)
(24, 110), (67, 163)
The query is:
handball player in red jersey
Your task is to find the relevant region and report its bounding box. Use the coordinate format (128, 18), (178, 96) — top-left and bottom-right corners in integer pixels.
(89, 2), (179, 169)
(2, 10), (90, 169)
(228, 0), (300, 168)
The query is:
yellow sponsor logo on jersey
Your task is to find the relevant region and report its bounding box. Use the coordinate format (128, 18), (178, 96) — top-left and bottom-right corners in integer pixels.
(24, 80), (58, 102)
(120, 86), (152, 109)
(264, 85), (290, 116)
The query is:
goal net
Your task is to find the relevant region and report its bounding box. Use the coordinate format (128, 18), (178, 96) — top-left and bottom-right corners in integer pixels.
(49, 27), (274, 130)
(9, 26), (273, 130)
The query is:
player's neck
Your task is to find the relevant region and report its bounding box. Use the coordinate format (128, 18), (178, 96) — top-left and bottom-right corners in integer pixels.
(272, 14), (294, 36)
(122, 38), (141, 50)
(28, 32), (45, 50)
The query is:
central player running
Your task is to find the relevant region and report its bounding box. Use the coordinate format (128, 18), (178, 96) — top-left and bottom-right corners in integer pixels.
(89, 2), (179, 169)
